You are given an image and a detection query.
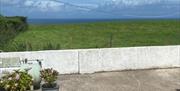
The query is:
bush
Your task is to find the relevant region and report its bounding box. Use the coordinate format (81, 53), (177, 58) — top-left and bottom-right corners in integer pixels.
(0, 16), (28, 50)
(0, 70), (33, 91)
(40, 68), (59, 88)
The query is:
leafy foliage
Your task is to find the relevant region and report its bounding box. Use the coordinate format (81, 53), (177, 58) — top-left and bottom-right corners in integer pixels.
(40, 68), (59, 88)
(0, 70), (33, 91)
(0, 15), (28, 51)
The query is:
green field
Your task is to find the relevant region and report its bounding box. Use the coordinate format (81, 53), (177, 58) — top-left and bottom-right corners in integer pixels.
(3, 20), (180, 51)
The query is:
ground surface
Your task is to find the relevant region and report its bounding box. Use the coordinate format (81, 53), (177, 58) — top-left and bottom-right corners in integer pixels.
(36, 68), (180, 91)
(4, 20), (180, 51)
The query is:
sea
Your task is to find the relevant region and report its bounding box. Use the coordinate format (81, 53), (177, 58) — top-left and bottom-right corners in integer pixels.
(27, 19), (122, 24)
(27, 18), (180, 24)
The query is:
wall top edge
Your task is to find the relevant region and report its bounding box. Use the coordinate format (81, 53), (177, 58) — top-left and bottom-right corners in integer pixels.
(0, 45), (180, 54)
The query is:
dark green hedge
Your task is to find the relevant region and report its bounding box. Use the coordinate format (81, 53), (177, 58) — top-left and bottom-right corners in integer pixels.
(0, 16), (28, 50)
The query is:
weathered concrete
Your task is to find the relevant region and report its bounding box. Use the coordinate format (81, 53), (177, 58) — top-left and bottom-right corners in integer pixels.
(0, 50), (79, 74)
(79, 49), (102, 73)
(79, 46), (180, 73)
(0, 45), (180, 74)
(57, 68), (180, 91)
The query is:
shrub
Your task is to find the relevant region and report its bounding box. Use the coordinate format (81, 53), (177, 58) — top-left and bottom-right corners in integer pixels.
(0, 70), (33, 91)
(40, 68), (59, 88)
(0, 16), (28, 51)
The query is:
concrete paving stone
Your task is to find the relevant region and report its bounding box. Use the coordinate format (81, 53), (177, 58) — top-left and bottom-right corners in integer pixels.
(35, 68), (180, 91)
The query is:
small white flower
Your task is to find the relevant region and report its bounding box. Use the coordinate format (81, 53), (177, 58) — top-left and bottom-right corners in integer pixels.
(8, 77), (12, 80)
(15, 83), (18, 87)
(5, 84), (10, 89)
(15, 74), (20, 80)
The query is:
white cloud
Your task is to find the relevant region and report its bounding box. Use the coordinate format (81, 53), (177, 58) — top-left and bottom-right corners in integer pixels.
(48, 1), (64, 11)
(0, 0), (97, 12)
(104, 0), (179, 6)
(24, 0), (34, 6)
(0, 0), (64, 12)
(97, 0), (180, 18)
(31, 0), (64, 11)
(72, 3), (99, 11)
(1, 0), (179, 12)
(107, 0), (161, 6)
(75, 4), (99, 8)
(24, 0), (64, 12)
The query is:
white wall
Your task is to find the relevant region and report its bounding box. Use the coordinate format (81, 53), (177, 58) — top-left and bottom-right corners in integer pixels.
(0, 50), (79, 74)
(0, 45), (180, 74)
(78, 46), (180, 73)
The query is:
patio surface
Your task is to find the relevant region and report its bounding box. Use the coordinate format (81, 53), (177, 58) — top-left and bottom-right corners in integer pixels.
(37, 68), (180, 91)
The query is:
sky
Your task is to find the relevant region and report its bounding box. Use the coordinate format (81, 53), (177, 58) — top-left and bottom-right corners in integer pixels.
(0, 0), (180, 19)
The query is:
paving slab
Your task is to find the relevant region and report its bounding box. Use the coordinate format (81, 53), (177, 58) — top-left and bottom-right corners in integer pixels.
(36, 68), (180, 91)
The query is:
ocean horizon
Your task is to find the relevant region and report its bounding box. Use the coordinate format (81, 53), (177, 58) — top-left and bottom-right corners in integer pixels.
(27, 18), (180, 24)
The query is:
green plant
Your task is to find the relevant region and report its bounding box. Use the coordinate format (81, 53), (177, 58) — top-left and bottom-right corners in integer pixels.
(0, 15), (28, 51)
(40, 68), (59, 88)
(0, 79), (5, 88)
(0, 70), (33, 91)
(43, 42), (54, 50)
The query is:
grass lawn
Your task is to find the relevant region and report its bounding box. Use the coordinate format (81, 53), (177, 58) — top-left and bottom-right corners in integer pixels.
(3, 19), (180, 51)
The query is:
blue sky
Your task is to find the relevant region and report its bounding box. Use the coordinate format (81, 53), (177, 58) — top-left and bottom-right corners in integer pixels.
(0, 0), (180, 19)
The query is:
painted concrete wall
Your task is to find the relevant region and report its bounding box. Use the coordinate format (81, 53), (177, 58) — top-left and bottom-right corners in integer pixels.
(0, 45), (180, 74)
(79, 46), (180, 73)
(0, 50), (79, 74)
